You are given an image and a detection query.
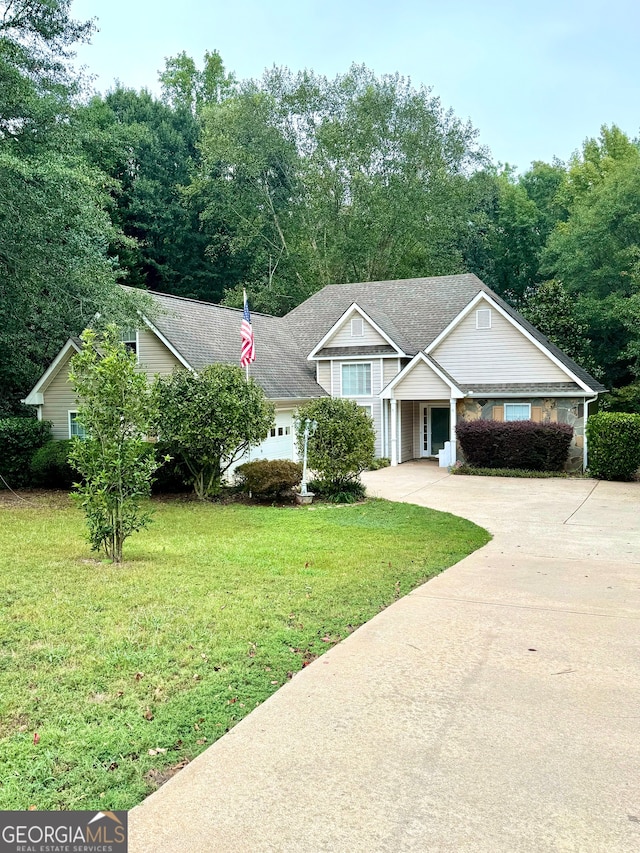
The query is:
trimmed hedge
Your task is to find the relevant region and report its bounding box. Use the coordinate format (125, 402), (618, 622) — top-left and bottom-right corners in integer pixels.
(236, 459), (302, 501)
(586, 412), (640, 480)
(0, 418), (52, 488)
(30, 440), (76, 488)
(456, 419), (573, 472)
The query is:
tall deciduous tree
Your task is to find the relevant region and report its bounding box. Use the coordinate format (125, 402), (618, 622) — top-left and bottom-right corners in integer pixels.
(0, 1), (144, 415)
(76, 87), (222, 299)
(159, 49), (235, 115)
(542, 126), (640, 388)
(195, 64), (487, 314)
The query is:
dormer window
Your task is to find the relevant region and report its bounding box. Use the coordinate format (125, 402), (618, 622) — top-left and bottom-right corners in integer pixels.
(351, 317), (364, 337)
(476, 308), (491, 330)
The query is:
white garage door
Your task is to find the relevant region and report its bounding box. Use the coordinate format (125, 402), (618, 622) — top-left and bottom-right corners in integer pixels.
(252, 410), (295, 461)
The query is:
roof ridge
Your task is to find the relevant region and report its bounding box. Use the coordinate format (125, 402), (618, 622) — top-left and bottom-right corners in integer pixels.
(121, 285), (278, 319)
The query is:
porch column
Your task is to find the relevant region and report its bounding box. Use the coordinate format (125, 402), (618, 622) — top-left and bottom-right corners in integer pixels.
(390, 398), (398, 466)
(449, 398), (457, 465)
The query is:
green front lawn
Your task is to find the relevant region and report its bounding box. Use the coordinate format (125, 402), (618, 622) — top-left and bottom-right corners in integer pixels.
(0, 494), (489, 810)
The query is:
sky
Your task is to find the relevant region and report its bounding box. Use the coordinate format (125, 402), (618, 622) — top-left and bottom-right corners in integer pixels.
(70, 0), (639, 171)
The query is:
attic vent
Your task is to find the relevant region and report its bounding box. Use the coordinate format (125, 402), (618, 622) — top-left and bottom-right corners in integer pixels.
(351, 317), (364, 337)
(476, 308), (492, 330)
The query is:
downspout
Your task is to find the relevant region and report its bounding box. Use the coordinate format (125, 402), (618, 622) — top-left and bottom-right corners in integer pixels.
(582, 394), (598, 473)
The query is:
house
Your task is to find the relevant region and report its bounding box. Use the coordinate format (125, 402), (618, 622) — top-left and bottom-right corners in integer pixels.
(24, 274), (605, 470)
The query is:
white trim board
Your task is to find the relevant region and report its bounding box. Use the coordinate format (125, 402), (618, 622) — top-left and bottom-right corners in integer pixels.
(23, 339), (82, 404)
(140, 315), (193, 371)
(380, 352), (464, 399)
(307, 303), (406, 360)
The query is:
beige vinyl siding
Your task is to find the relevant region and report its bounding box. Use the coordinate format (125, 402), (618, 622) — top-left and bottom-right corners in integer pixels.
(325, 316), (388, 348)
(393, 359), (451, 400)
(432, 301), (569, 383)
(41, 351), (78, 439)
(400, 401), (414, 462)
(365, 398), (383, 457)
(137, 328), (183, 378)
(383, 358), (401, 388)
(316, 361), (331, 393)
(333, 360), (383, 455)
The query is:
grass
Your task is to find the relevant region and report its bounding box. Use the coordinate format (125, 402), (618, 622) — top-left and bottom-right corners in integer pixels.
(0, 492), (489, 811)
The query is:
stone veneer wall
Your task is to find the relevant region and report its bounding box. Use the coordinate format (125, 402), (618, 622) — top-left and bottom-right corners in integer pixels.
(456, 397), (585, 471)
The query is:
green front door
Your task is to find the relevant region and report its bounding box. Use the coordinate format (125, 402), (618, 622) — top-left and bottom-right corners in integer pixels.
(430, 407), (450, 454)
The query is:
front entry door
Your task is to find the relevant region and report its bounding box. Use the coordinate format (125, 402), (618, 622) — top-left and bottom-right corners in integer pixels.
(423, 406), (450, 456)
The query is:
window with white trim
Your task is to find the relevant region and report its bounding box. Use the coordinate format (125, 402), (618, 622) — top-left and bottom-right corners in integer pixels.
(69, 411), (87, 439)
(504, 403), (531, 421)
(359, 404), (373, 419)
(121, 328), (138, 357)
(476, 308), (492, 330)
(350, 317), (364, 337)
(342, 363), (371, 396)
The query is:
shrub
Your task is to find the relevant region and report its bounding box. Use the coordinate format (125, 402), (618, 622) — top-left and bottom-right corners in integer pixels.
(456, 419), (573, 471)
(367, 457), (391, 471)
(153, 365), (274, 500)
(0, 418), (52, 488)
(308, 477), (366, 503)
(30, 440), (75, 489)
(295, 398), (375, 493)
(236, 459), (302, 501)
(586, 412), (640, 480)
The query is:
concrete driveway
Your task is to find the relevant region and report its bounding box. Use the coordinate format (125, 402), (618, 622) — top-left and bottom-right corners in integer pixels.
(130, 463), (640, 852)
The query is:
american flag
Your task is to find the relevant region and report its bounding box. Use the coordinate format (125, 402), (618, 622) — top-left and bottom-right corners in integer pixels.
(240, 289), (255, 368)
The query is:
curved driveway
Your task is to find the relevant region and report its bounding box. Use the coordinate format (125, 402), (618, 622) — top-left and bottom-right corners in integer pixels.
(130, 463), (640, 852)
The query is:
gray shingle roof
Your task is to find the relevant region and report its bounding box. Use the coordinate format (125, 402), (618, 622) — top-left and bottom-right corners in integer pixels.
(284, 274), (605, 393)
(129, 273), (604, 400)
(285, 274), (484, 356)
(465, 382), (585, 395)
(143, 290), (325, 400)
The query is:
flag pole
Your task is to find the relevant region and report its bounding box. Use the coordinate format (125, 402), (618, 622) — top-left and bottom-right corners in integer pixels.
(241, 288), (256, 470)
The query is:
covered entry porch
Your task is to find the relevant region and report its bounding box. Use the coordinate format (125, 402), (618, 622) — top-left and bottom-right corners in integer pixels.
(380, 352), (464, 467)
(381, 399), (457, 466)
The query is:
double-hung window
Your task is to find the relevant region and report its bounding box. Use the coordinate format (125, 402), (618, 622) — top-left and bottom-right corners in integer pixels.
(342, 363), (371, 396)
(504, 403), (531, 421)
(69, 412), (87, 439)
(121, 329), (138, 359)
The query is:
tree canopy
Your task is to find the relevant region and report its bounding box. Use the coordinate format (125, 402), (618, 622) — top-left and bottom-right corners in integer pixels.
(0, 0), (145, 415)
(2, 26), (640, 413)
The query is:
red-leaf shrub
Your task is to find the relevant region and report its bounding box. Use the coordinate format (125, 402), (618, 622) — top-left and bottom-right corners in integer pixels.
(456, 419), (573, 471)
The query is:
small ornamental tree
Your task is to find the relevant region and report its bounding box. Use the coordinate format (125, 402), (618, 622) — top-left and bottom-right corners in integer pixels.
(68, 326), (159, 563)
(153, 365), (275, 499)
(295, 398), (375, 497)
